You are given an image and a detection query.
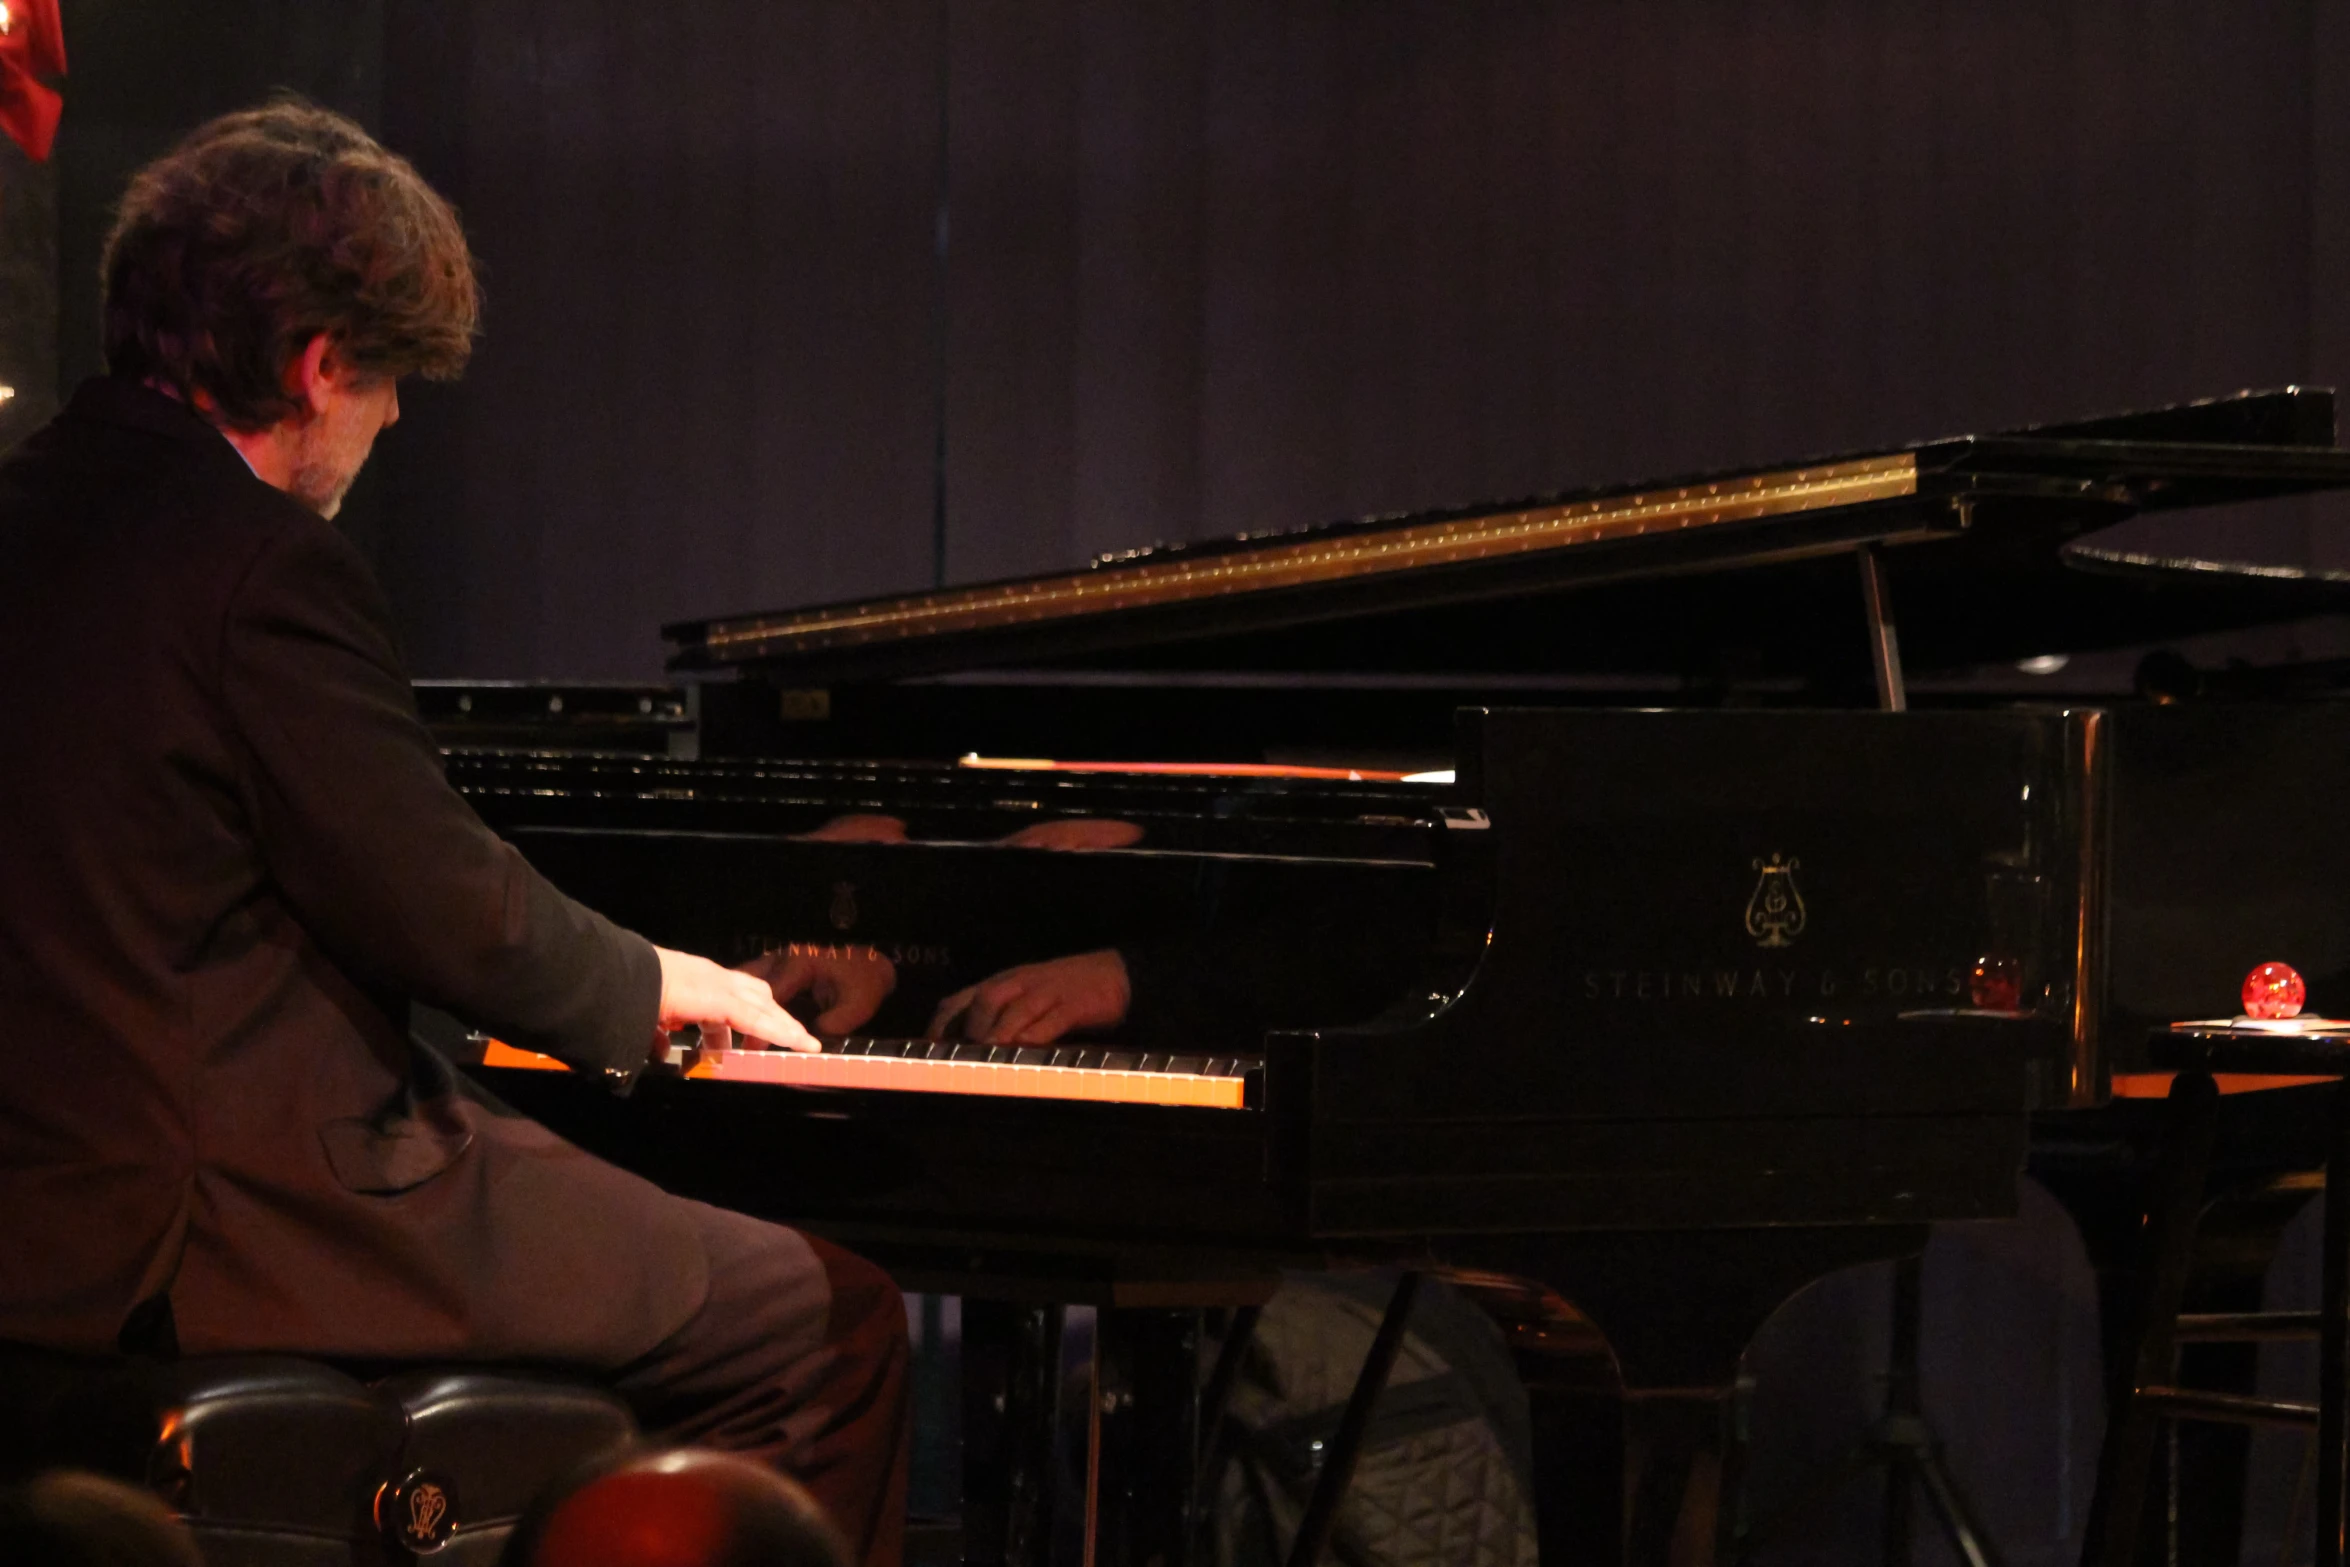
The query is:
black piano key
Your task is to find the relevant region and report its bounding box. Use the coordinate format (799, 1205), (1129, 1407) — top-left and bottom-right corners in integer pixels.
(1102, 1052), (1139, 1071)
(1136, 1054), (1166, 1074)
(1166, 1056), (1206, 1076)
(1011, 1047), (1056, 1068)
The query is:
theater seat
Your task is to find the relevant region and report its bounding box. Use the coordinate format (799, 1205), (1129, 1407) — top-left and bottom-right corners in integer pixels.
(0, 1346), (636, 1565)
(376, 1371), (640, 1562)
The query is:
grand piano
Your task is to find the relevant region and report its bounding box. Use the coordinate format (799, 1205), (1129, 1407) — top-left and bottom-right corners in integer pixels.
(443, 390), (2350, 1566)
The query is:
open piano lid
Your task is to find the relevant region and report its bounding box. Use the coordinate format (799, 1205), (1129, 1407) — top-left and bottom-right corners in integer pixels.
(667, 390), (2350, 684)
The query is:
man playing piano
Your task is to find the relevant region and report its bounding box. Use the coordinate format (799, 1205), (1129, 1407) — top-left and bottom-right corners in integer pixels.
(0, 101), (908, 1565)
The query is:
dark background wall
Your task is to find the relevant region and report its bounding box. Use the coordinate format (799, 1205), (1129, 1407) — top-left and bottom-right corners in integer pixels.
(31, 0), (2350, 679)
(375, 0), (2350, 680)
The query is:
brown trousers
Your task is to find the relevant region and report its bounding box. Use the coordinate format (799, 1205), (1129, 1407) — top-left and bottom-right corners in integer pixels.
(607, 1202), (911, 1567)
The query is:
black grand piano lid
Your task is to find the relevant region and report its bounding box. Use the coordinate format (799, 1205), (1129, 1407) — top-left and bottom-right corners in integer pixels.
(665, 388), (2350, 684)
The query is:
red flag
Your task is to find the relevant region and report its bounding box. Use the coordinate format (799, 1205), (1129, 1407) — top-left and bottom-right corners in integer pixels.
(0, 0), (66, 162)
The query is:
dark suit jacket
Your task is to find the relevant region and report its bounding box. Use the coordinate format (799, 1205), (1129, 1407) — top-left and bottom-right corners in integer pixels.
(0, 379), (706, 1365)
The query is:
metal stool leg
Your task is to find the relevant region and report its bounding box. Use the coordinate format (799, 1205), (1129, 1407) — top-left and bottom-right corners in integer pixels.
(2084, 1070), (2220, 1567)
(2317, 1082), (2350, 1567)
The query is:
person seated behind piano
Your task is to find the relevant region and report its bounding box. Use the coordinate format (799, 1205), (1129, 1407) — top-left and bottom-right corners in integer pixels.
(0, 102), (907, 1565)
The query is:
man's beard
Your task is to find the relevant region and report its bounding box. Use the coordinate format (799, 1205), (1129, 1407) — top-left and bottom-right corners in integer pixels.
(287, 446), (363, 519)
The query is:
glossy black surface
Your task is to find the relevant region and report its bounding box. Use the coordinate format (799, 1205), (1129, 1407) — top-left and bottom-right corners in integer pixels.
(462, 706), (2098, 1288)
(455, 697), (2350, 1565)
(667, 389), (2350, 688)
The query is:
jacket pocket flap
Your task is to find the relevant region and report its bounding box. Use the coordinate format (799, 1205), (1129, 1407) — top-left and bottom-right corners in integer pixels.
(319, 1115), (474, 1195)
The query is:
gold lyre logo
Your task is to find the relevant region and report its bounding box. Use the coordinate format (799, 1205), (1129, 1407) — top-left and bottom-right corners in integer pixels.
(1744, 855), (1806, 948)
(376, 1469), (458, 1553)
(829, 881), (859, 932)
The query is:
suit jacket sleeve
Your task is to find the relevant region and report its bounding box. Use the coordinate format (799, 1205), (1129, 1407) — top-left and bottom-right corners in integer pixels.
(218, 515), (663, 1082)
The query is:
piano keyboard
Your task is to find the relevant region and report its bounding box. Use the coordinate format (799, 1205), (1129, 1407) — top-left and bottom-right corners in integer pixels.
(478, 1036), (1259, 1110)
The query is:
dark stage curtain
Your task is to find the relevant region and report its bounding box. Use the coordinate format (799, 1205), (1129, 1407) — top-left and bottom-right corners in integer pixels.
(374, 0), (2350, 680)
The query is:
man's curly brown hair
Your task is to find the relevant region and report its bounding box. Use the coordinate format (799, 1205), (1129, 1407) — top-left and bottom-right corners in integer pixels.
(101, 99), (480, 431)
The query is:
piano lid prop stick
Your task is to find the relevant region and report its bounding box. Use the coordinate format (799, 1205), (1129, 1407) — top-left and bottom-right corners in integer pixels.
(1858, 543), (1908, 713)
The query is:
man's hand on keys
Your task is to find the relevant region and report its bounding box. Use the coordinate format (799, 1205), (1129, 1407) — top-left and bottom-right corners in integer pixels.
(655, 946), (819, 1053)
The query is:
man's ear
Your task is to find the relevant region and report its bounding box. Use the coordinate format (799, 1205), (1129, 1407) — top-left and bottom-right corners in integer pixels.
(283, 334), (336, 419)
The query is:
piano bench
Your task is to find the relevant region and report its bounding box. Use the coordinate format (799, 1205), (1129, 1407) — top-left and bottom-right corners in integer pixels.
(2085, 1028), (2350, 1567)
(0, 1347), (637, 1565)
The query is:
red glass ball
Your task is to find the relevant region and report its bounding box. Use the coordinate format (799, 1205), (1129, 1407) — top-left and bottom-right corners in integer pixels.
(2243, 961), (2306, 1021)
(1970, 954), (2022, 1011)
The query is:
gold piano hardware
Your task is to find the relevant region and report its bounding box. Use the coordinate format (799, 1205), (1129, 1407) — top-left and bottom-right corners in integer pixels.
(776, 688), (831, 721)
(701, 454), (1922, 655)
(478, 1039), (1253, 1110)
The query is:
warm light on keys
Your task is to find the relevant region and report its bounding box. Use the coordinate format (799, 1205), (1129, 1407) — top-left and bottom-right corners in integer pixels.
(2243, 961), (2307, 1021)
(1970, 954), (2022, 1011)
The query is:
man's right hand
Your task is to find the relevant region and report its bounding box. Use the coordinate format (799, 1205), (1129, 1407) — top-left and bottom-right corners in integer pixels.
(655, 946), (818, 1052)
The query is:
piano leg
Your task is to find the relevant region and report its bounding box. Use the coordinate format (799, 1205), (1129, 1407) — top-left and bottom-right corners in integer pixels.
(1089, 1307), (1201, 1567)
(1462, 1225), (1934, 1567)
(960, 1299), (1064, 1567)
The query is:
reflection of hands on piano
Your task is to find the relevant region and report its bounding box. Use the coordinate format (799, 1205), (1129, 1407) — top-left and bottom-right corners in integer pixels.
(736, 943), (899, 1036)
(930, 948), (1131, 1045)
(791, 813), (910, 843)
(994, 818), (1145, 851)
(654, 946), (817, 1053)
